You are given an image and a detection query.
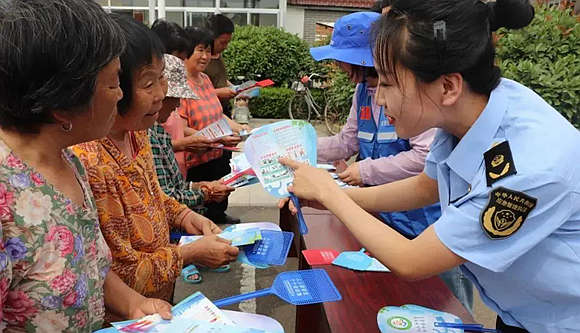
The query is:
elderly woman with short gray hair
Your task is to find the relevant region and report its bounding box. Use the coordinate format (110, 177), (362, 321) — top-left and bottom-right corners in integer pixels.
(0, 0), (171, 330)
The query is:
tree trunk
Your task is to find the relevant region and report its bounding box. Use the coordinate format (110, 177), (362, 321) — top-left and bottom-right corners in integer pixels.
(574, 0), (580, 14)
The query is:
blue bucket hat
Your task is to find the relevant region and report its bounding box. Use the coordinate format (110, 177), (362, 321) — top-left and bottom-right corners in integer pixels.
(310, 12), (380, 67)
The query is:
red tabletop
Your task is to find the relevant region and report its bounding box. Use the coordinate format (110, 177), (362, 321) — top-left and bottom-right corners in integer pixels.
(280, 207), (475, 333)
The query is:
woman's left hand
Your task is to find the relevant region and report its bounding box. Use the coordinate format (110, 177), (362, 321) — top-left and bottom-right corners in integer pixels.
(128, 297), (172, 320)
(338, 162), (363, 186)
(279, 157), (338, 204)
(182, 211), (222, 235)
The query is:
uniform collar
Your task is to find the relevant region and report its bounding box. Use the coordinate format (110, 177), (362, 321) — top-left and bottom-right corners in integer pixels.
(445, 80), (508, 183)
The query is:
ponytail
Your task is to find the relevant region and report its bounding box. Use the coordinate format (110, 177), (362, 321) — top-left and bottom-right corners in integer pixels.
(488, 0), (535, 31)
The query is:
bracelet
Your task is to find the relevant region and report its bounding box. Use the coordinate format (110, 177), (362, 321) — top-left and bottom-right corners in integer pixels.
(199, 184), (212, 202)
(178, 209), (193, 230)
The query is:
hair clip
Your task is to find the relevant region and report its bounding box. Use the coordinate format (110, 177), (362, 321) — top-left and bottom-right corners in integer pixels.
(433, 20), (447, 41)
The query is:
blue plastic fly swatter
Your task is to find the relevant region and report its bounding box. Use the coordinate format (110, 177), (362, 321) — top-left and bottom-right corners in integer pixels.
(213, 269), (342, 307)
(244, 230), (294, 266)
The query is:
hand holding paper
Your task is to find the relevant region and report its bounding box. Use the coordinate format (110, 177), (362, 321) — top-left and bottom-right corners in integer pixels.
(279, 157), (337, 203)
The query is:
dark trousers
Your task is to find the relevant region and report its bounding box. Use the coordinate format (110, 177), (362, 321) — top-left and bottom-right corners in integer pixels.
(496, 316), (529, 332)
(186, 150), (232, 220)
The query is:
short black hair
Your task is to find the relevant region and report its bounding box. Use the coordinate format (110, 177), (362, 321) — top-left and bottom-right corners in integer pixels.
(373, 0), (501, 96)
(370, 1), (383, 13)
(370, 0), (394, 13)
(206, 14), (234, 37)
(184, 26), (214, 51)
(0, 0), (125, 133)
(381, 0), (394, 9)
(112, 13), (165, 115)
(151, 19), (194, 58)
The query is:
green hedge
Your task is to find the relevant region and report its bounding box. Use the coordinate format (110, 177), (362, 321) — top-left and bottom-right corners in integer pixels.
(324, 65), (356, 123)
(248, 87), (327, 119)
(249, 87), (294, 119)
(224, 25), (322, 87)
(496, 4), (580, 128)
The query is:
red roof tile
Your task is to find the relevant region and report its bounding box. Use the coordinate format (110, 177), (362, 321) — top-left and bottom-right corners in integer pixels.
(288, 0), (375, 9)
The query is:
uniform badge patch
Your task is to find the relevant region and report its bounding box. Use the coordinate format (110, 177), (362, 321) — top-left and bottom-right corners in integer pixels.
(484, 141), (517, 186)
(481, 187), (537, 239)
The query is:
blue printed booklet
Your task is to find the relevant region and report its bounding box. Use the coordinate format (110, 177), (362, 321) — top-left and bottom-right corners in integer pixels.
(377, 305), (463, 333)
(179, 228), (263, 247)
(332, 249), (390, 272)
(244, 120), (317, 198)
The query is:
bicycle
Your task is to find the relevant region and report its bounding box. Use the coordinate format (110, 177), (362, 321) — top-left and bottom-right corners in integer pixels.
(288, 73), (325, 122)
(288, 73), (348, 135)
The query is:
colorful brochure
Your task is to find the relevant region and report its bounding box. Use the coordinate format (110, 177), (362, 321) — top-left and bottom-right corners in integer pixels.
(332, 248), (390, 272)
(223, 154), (259, 188)
(111, 292), (235, 332)
(244, 120), (317, 198)
(377, 304), (463, 333)
(179, 228), (263, 247)
(302, 249), (340, 266)
(198, 117), (234, 140)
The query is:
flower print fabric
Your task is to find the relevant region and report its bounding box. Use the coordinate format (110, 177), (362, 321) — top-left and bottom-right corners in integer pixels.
(0, 139), (112, 331)
(72, 131), (187, 302)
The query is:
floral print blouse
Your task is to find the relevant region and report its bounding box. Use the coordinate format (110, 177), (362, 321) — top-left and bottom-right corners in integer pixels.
(0, 139), (112, 332)
(72, 131), (187, 302)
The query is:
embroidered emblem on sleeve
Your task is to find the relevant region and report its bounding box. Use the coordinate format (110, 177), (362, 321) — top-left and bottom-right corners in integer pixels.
(484, 141), (517, 186)
(480, 187), (537, 239)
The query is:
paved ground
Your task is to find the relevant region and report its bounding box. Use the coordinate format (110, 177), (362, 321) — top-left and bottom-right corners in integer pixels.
(173, 118), (496, 331)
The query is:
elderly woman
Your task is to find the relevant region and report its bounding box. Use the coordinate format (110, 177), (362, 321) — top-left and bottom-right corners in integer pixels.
(178, 27), (248, 225)
(72, 14), (238, 305)
(0, 0), (171, 331)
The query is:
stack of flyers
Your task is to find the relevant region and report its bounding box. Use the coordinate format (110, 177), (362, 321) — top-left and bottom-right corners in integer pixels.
(179, 228), (263, 247)
(223, 154), (259, 188)
(111, 292), (236, 332)
(329, 172), (358, 189)
(223, 172), (260, 188)
(197, 117), (234, 140)
(230, 154), (252, 174)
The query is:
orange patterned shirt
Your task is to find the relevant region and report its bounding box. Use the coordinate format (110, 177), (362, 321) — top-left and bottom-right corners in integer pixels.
(177, 73), (223, 168)
(72, 131), (187, 302)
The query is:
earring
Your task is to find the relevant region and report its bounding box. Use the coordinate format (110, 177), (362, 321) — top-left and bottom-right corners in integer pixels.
(61, 122), (73, 132)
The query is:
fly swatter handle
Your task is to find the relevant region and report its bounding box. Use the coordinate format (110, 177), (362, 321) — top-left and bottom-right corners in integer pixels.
(213, 288), (272, 307)
(290, 193), (308, 235)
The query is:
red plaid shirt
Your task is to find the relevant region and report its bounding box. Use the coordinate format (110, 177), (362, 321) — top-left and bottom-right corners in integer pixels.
(178, 73), (223, 168)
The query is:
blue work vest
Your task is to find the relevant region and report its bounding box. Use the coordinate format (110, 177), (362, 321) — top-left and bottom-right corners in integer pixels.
(356, 82), (441, 239)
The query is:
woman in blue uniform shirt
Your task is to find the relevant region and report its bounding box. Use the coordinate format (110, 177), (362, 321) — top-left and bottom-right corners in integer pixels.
(280, 0), (580, 331)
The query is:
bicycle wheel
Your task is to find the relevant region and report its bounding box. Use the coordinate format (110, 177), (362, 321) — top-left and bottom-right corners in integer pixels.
(288, 93), (311, 121)
(324, 103), (346, 135)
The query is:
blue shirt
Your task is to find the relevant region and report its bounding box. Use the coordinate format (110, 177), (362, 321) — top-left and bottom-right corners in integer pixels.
(425, 79), (580, 331)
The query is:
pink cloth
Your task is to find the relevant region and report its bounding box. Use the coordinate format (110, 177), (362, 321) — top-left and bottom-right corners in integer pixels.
(317, 84), (436, 186)
(161, 111), (187, 178)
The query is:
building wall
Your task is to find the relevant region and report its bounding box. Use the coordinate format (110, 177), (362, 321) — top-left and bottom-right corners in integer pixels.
(302, 9), (352, 44)
(284, 6), (306, 38)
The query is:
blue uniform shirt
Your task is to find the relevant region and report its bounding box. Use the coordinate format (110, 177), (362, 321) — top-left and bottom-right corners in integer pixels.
(425, 79), (580, 331)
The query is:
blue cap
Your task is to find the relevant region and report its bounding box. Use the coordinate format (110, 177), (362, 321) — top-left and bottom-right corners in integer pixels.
(310, 12), (380, 67)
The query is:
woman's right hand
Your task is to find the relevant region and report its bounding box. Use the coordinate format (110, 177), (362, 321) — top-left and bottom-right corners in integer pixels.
(279, 157), (338, 204)
(181, 235), (239, 268)
(218, 135), (242, 147)
(184, 135), (219, 152)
